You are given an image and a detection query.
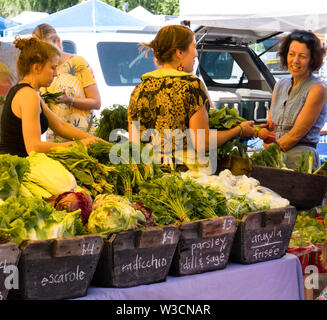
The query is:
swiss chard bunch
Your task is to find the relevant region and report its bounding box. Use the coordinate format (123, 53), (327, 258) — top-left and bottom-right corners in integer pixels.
(48, 141), (117, 198)
(209, 107), (245, 130)
(209, 107), (249, 160)
(92, 141), (164, 200)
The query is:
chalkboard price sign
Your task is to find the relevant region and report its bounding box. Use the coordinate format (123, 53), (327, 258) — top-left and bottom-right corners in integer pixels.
(92, 226), (180, 288)
(0, 243), (20, 300)
(230, 206), (298, 264)
(170, 216), (238, 276)
(9, 235), (103, 300)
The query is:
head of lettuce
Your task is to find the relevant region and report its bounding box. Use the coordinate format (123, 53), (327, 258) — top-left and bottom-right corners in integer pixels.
(0, 196), (85, 245)
(87, 194), (146, 237)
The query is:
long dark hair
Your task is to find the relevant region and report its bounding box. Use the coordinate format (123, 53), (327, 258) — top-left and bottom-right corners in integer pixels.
(277, 30), (325, 72)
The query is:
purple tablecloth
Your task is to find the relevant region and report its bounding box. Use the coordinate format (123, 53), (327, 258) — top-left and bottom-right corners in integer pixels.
(76, 254), (304, 300)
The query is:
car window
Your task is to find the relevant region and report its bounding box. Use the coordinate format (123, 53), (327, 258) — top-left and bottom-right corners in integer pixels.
(62, 40), (77, 55)
(198, 51), (248, 85)
(250, 39), (287, 81)
(97, 42), (156, 86)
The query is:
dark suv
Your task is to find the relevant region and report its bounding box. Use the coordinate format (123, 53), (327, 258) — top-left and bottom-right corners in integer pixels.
(194, 25), (327, 163)
(194, 26), (282, 124)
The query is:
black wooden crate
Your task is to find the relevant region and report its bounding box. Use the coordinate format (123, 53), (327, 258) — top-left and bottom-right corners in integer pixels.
(0, 242), (20, 300)
(8, 235), (103, 300)
(215, 154), (252, 177)
(92, 225), (180, 288)
(169, 216), (237, 276)
(251, 165), (327, 210)
(229, 206), (298, 264)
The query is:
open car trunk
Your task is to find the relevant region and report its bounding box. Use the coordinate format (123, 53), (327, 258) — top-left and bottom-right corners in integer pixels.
(194, 26), (281, 122)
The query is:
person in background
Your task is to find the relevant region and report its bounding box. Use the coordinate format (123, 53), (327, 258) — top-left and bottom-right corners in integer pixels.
(317, 239), (327, 300)
(0, 36), (102, 157)
(0, 40), (19, 121)
(128, 25), (254, 167)
(267, 30), (327, 170)
(32, 23), (101, 142)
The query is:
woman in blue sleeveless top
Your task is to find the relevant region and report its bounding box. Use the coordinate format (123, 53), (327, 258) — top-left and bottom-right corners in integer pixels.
(268, 30), (327, 170)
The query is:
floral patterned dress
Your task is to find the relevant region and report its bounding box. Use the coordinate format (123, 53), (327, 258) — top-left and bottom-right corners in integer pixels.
(40, 55), (97, 142)
(128, 68), (210, 166)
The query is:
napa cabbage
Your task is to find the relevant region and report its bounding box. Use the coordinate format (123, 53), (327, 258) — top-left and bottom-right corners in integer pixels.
(24, 152), (77, 196)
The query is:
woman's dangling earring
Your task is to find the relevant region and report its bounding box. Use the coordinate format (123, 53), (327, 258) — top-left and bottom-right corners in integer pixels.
(177, 64), (184, 71)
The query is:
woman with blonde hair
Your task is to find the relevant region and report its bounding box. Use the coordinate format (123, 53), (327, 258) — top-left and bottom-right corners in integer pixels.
(33, 23), (101, 142)
(0, 36), (101, 157)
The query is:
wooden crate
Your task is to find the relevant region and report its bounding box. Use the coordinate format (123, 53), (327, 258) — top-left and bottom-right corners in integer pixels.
(169, 216), (237, 276)
(215, 155), (252, 176)
(251, 165), (327, 210)
(0, 242), (20, 300)
(229, 206), (298, 264)
(9, 235), (103, 300)
(92, 225), (180, 288)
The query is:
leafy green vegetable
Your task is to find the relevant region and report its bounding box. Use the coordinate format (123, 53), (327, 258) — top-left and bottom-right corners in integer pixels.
(24, 152), (77, 196)
(208, 107), (249, 160)
(135, 174), (226, 225)
(89, 141), (165, 200)
(0, 196), (85, 245)
(209, 107), (246, 130)
(250, 144), (287, 168)
(41, 91), (64, 105)
(47, 141), (117, 198)
(87, 141), (114, 165)
(87, 194), (146, 237)
(226, 196), (264, 220)
(291, 211), (327, 245)
(21, 180), (53, 199)
(94, 105), (128, 142)
(0, 154), (30, 201)
(297, 151), (313, 173)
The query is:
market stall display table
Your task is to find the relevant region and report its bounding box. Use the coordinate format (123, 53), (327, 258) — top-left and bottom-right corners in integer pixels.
(74, 253), (304, 300)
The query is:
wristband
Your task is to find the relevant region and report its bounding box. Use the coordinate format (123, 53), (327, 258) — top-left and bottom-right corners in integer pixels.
(70, 96), (75, 107)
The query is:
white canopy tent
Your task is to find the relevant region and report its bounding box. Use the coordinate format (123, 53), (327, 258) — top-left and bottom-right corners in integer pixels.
(178, 0), (327, 34)
(128, 6), (163, 26)
(12, 11), (49, 25)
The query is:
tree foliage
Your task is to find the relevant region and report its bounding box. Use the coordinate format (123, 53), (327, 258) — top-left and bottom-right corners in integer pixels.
(0, 0), (179, 18)
(103, 0), (179, 15)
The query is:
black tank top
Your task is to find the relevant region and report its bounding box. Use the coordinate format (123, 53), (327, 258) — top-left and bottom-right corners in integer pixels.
(0, 83), (49, 157)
